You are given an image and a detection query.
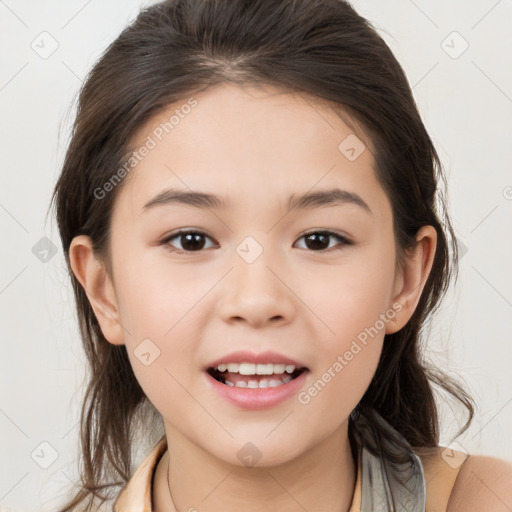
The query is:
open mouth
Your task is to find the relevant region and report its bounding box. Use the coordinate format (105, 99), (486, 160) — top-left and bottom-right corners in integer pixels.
(207, 363), (308, 389)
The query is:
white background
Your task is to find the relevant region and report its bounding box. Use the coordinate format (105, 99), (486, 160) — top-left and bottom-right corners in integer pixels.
(0, 0), (511, 510)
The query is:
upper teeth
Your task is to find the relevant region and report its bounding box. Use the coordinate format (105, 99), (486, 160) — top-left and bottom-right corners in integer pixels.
(215, 363), (296, 375)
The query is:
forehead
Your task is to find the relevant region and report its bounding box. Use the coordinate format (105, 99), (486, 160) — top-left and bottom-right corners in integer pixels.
(114, 83), (385, 219)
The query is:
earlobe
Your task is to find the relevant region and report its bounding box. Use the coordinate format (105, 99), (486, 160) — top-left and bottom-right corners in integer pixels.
(68, 235), (125, 346)
(385, 225), (437, 335)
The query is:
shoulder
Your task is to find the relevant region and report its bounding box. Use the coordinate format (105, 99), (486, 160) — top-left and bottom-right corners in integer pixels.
(447, 452), (512, 511)
(416, 445), (512, 512)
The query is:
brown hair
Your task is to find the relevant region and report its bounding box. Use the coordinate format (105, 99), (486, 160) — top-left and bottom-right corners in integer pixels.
(48, 0), (474, 509)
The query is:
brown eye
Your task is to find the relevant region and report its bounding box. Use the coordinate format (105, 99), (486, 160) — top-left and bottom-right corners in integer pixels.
(295, 230), (351, 251)
(162, 230), (216, 253)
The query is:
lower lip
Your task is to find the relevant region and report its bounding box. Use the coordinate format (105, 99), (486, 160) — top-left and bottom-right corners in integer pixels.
(204, 370), (309, 410)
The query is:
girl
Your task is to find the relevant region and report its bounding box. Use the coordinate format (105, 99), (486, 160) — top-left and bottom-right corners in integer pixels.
(49, 0), (512, 510)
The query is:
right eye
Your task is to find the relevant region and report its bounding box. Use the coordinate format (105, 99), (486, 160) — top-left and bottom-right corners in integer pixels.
(160, 230), (217, 254)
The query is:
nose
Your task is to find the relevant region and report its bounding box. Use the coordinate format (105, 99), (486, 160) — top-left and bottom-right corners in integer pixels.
(217, 247), (296, 328)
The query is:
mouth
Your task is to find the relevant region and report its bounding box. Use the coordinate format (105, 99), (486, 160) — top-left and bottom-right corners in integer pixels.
(207, 363), (308, 389)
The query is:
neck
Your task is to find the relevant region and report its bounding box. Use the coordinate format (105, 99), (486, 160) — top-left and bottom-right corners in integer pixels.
(153, 421), (357, 512)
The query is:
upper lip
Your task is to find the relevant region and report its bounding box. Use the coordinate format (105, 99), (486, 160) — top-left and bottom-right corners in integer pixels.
(204, 350), (308, 370)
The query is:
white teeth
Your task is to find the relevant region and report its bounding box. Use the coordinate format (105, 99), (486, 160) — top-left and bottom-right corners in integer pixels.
(214, 362), (297, 375)
(227, 363), (239, 373)
(273, 364), (285, 374)
(239, 363), (256, 375)
(211, 361), (302, 388)
(256, 363), (274, 375)
(232, 377), (293, 388)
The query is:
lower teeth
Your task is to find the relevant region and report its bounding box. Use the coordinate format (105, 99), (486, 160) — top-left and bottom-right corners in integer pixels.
(224, 376), (293, 388)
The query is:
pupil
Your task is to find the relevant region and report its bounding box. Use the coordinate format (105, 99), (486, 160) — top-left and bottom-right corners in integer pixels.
(182, 233), (205, 251)
(306, 233), (328, 250)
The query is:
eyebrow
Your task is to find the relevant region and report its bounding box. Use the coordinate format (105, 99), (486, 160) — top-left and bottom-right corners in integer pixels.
(142, 187), (372, 214)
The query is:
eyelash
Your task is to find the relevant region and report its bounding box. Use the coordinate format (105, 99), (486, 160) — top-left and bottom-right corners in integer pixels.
(160, 229), (352, 254)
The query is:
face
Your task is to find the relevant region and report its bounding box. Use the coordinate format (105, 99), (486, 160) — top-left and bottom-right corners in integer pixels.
(92, 83), (406, 466)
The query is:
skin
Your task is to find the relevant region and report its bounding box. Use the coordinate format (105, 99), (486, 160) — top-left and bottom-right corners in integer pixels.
(69, 82), (440, 511)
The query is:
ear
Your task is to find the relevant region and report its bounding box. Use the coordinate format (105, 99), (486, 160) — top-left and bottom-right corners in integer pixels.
(68, 235), (125, 345)
(385, 225), (437, 334)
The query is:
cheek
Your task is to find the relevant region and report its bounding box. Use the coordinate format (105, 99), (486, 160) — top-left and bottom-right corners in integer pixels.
(114, 249), (211, 341)
(295, 337), (382, 446)
(296, 246), (394, 410)
(303, 253), (396, 341)
(114, 258), (209, 405)
(299, 308), (386, 429)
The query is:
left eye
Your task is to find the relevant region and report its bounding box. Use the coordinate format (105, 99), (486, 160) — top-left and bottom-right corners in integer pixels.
(161, 229), (351, 253)
(294, 230), (351, 251)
